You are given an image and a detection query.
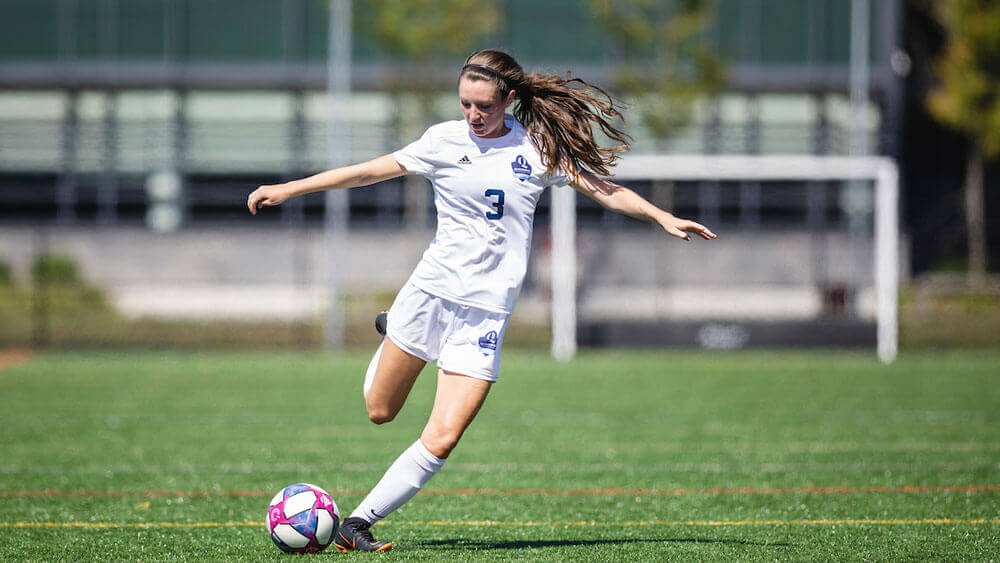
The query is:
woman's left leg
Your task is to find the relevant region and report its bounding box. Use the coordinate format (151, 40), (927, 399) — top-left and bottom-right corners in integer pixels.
(335, 370), (492, 551)
(420, 368), (493, 458)
(349, 369), (491, 520)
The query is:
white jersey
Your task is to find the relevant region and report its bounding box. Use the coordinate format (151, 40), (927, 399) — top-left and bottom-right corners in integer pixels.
(393, 115), (569, 314)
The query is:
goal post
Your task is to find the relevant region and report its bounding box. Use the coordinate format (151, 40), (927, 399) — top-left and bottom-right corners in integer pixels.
(550, 155), (900, 364)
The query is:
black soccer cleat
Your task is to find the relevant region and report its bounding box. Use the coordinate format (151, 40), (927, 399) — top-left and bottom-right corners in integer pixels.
(334, 516), (392, 552)
(374, 310), (388, 336)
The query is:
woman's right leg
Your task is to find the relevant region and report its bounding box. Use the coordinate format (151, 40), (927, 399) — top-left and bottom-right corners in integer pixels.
(363, 336), (426, 425)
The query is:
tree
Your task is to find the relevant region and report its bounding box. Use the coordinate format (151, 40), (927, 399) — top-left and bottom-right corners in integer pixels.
(590, 0), (725, 220)
(361, 0), (502, 229)
(925, 0), (1000, 286)
(590, 0), (726, 152)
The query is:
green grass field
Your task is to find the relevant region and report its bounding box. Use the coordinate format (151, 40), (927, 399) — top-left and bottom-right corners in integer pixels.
(1, 349), (998, 560)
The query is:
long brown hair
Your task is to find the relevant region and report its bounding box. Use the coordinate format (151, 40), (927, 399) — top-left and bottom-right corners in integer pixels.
(460, 49), (630, 179)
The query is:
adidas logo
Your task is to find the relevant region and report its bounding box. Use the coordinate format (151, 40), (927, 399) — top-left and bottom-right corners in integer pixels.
(458, 155), (471, 165)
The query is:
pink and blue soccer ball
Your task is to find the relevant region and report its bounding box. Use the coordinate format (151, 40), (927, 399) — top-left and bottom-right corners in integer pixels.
(266, 483), (340, 553)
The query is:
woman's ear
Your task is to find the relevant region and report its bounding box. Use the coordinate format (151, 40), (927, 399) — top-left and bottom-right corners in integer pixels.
(504, 89), (516, 107)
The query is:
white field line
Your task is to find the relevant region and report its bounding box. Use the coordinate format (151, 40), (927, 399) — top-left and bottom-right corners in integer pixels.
(1, 461), (998, 476)
(4, 484), (998, 498)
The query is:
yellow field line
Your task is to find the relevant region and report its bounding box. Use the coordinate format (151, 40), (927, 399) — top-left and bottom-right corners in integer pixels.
(0, 522), (261, 528)
(2, 519), (998, 529)
(394, 519), (1000, 527)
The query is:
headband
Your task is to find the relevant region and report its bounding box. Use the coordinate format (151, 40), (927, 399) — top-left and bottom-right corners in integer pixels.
(462, 63), (507, 84)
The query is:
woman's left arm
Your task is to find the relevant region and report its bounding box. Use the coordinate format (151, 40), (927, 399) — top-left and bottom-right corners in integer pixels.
(570, 171), (717, 241)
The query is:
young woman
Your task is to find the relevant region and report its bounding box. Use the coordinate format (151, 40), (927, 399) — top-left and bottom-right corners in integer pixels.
(247, 49), (715, 552)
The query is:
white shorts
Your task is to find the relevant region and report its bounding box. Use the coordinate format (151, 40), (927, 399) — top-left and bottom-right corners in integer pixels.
(386, 283), (509, 382)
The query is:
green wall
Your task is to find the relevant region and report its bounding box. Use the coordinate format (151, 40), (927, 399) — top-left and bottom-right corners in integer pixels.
(0, 0), (878, 64)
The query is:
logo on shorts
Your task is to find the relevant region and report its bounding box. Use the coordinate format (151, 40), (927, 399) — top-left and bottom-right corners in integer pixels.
(478, 330), (498, 352)
(511, 155), (532, 181)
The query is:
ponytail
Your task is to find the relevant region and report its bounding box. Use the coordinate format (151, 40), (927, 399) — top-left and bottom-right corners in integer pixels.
(515, 73), (630, 179)
(461, 49), (630, 179)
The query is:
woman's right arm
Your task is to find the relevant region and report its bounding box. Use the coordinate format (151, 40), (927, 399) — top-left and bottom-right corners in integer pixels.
(247, 154), (407, 215)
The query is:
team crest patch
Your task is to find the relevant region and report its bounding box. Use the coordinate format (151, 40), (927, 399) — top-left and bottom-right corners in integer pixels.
(478, 330), (498, 353)
(511, 155), (532, 181)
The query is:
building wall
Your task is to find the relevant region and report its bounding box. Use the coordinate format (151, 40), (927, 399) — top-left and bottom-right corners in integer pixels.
(0, 224), (905, 322)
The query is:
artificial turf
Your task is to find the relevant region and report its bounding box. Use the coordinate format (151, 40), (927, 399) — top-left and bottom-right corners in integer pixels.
(0, 349), (998, 560)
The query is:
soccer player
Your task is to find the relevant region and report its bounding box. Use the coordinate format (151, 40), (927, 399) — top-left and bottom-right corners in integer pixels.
(247, 49), (715, 551)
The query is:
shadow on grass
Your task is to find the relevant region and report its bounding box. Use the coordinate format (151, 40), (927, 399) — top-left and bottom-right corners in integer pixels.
(416, 537), (791, 550)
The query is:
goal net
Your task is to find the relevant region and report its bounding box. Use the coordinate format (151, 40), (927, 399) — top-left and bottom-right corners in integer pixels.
(549, 155), (900, 364)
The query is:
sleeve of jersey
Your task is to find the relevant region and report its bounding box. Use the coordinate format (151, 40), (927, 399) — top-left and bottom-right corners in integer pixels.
(542, 163), (578, 188)
(544, 171), (569, 187)
(393, 127), (437, 177)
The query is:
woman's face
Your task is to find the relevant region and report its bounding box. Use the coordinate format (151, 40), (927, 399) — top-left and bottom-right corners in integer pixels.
(459, 77), (514, 138)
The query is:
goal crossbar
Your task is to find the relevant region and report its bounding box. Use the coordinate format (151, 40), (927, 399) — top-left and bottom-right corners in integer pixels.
(550, 155), (900, 364)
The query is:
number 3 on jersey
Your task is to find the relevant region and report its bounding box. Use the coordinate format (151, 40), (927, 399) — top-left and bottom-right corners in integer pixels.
(485, 189), (505, 220)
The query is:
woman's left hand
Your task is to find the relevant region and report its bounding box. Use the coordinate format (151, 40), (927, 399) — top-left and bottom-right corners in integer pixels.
(659, 214), (717, 242)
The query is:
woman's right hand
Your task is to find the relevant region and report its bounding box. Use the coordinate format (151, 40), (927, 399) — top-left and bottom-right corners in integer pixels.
(247, 184), (289, 215)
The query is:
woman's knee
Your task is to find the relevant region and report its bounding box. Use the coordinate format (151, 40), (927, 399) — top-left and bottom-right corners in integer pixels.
(364, 396), (398, 425)
(420, 426), (463, 458)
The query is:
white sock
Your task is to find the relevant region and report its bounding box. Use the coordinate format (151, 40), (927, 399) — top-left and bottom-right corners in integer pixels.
(363, 341), (383, 398)
(349, 439), (445, 524)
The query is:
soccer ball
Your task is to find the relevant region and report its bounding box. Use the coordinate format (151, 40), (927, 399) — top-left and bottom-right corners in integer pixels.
(266, 483), (340, 553)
